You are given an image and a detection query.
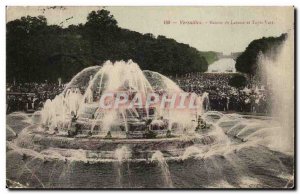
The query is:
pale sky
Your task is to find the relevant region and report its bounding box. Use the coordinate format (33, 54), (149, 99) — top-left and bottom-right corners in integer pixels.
(6, 6), (294, 53)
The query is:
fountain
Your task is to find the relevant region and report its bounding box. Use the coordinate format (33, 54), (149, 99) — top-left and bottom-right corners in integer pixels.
(114, 146), (131, 187)
(12, 60), (209, 163)
(151, 151), (173, 187)
(6, 59), (294, 188)
(257, 33), (294, 154)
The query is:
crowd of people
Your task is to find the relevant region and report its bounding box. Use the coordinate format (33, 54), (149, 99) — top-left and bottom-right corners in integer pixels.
(6, 83), (64, 114)
(6, 73), (271, 115)
(175, 73), (271, 114)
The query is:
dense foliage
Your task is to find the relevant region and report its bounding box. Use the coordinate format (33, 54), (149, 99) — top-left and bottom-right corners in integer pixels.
(199, 51), (219, 64)
(228, 74), (247, 88)
(7, 9), (213, 83)
(235, 33), (287, 75)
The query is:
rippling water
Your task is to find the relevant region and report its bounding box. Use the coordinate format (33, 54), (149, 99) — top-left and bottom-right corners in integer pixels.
(6, 112), (294, 189)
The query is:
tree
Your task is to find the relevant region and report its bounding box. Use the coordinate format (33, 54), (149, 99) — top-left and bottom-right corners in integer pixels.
(86, 10), (117, 28)
(6, 9), (211, 83)
(229, 74), (247, 88)
(6, 15), (48, 82)
(236, 34), (287, 75)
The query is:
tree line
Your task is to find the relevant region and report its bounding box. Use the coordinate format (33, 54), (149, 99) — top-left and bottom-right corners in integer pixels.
(235, 33), (287, 76)
(7, 9), (217, 83)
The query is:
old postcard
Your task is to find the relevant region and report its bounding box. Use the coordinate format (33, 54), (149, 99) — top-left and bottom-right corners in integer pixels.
(6, 6), (294, 189)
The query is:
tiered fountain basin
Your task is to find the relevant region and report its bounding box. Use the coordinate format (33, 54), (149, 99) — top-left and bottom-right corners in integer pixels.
(14, 123), (216, 162)
(10, 60), (212, 162)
